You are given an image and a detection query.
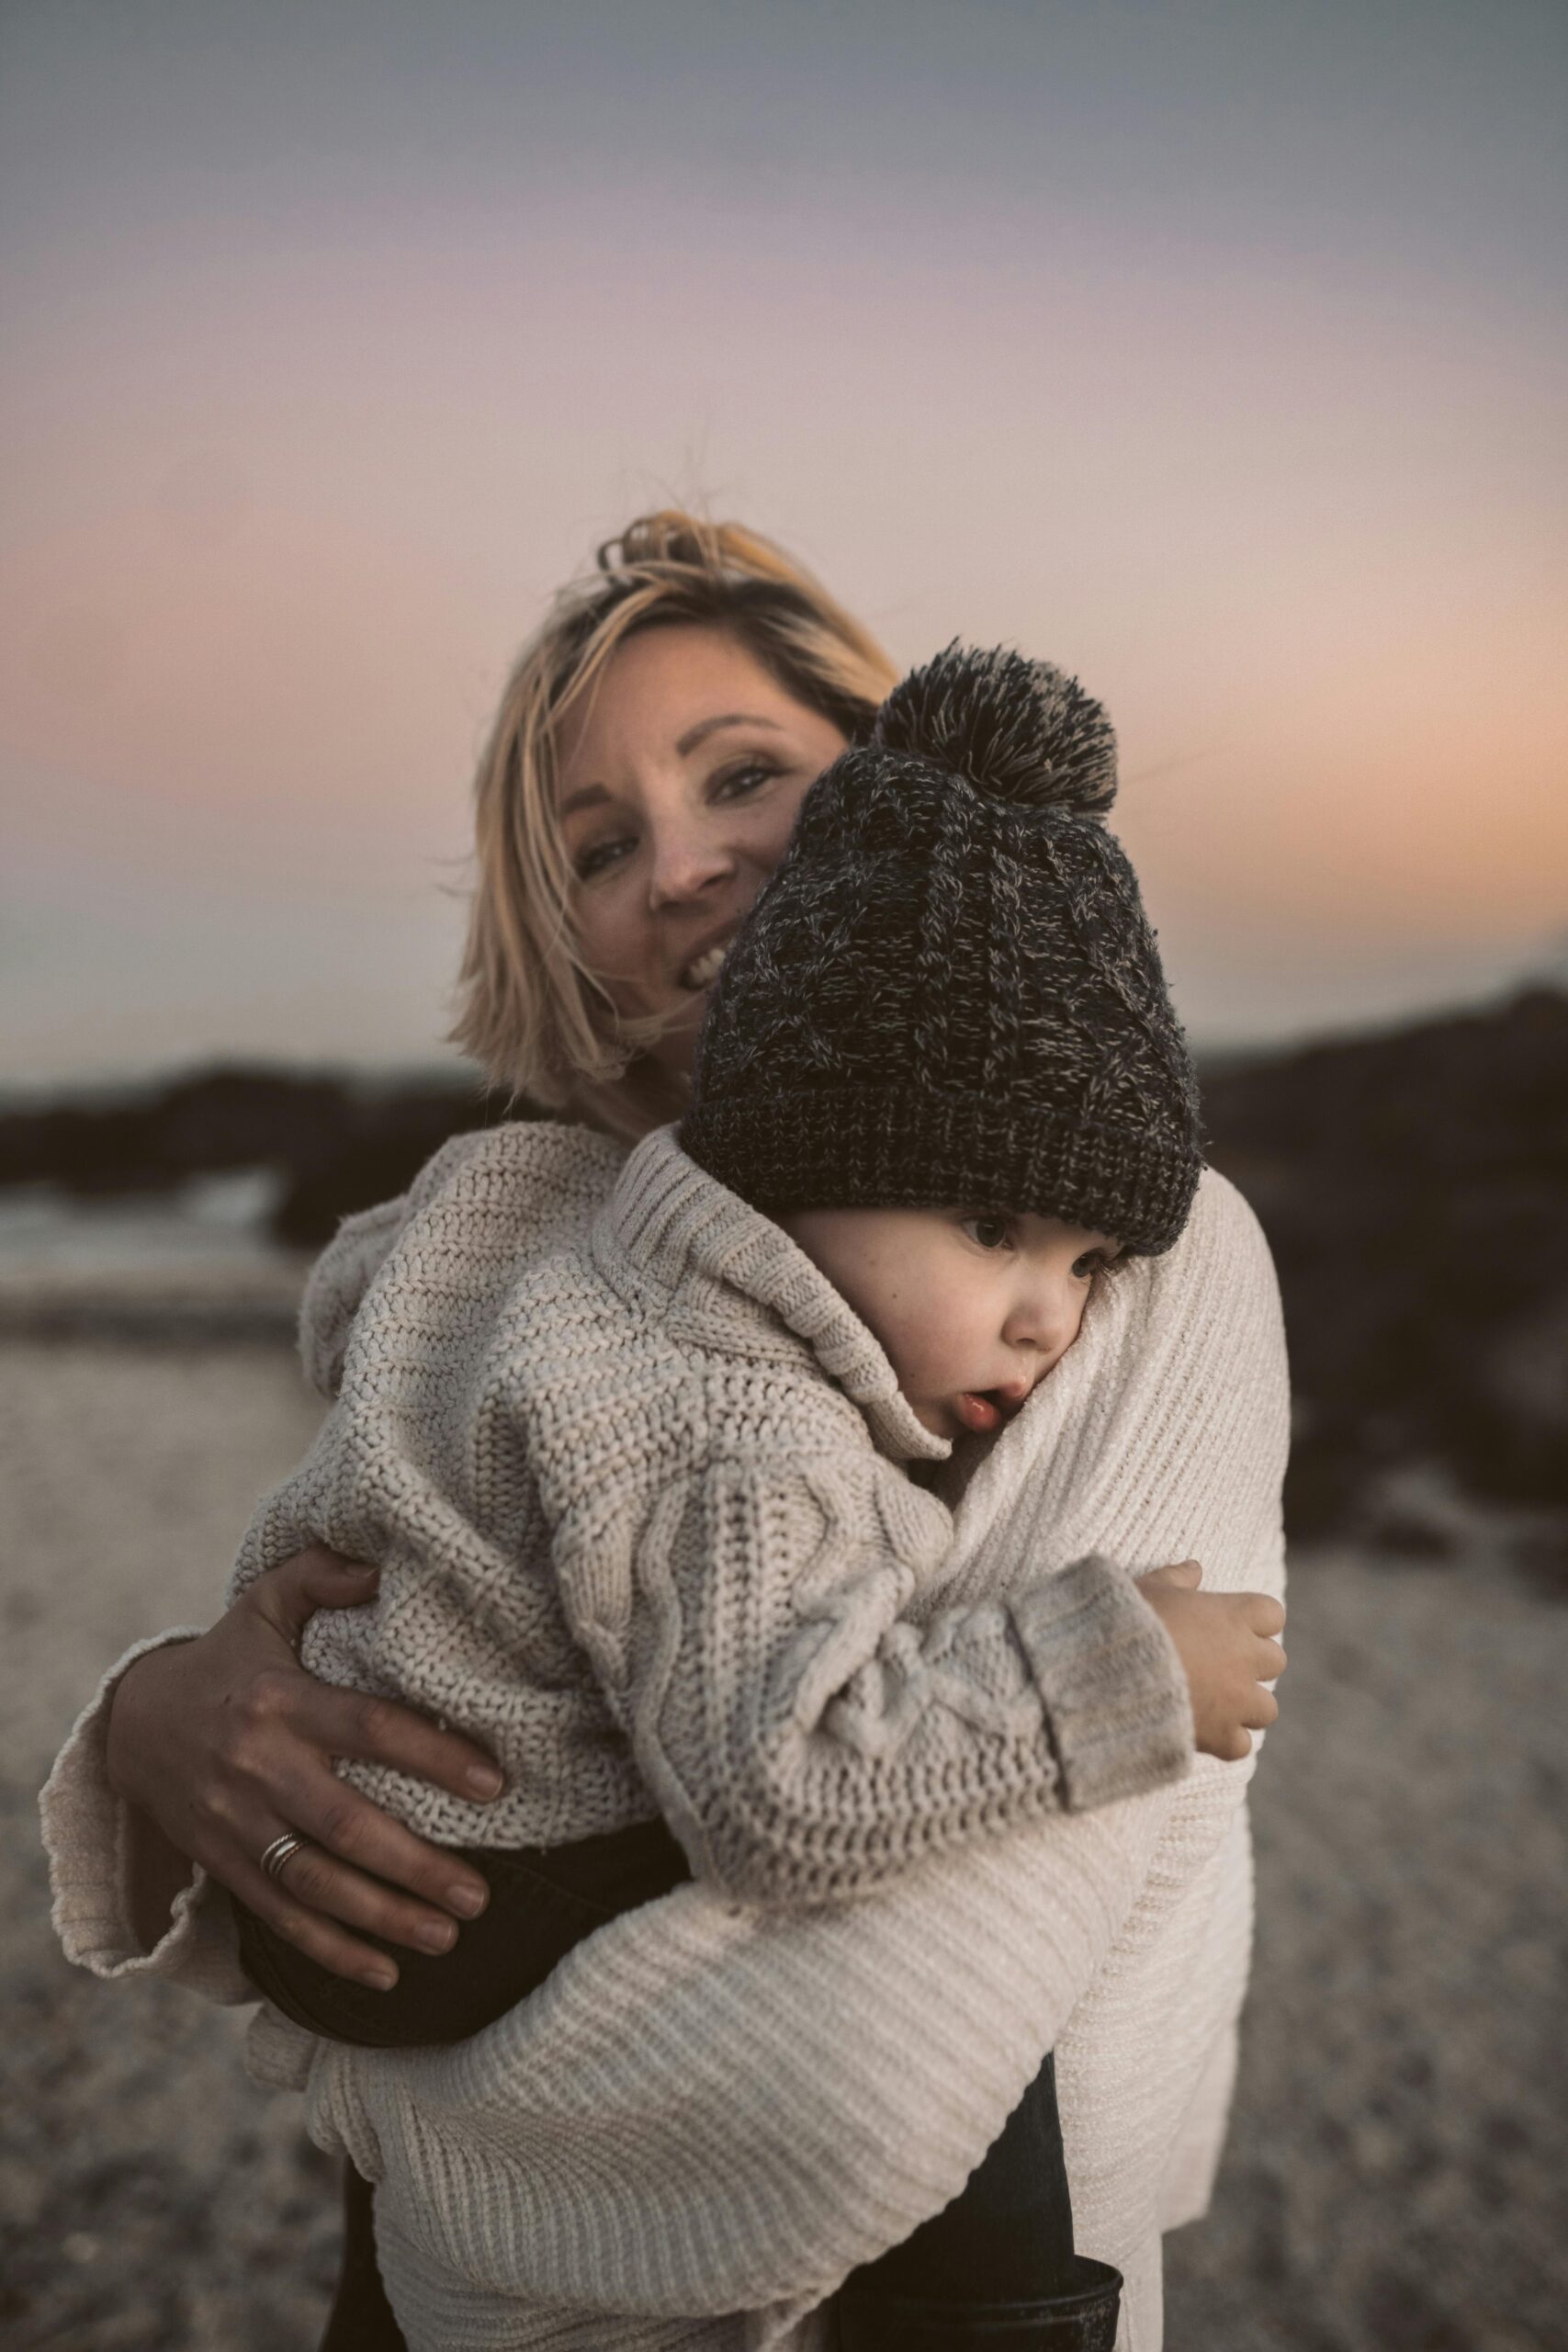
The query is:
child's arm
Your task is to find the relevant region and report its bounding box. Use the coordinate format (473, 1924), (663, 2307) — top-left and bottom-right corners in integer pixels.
(559, 1439), (1240, 1907)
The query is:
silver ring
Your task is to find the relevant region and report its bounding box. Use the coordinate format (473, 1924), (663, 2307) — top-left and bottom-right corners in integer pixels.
(259, 1830), (310, 1883)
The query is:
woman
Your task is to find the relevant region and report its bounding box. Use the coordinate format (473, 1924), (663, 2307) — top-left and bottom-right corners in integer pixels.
(46, 514), (1289, 2347)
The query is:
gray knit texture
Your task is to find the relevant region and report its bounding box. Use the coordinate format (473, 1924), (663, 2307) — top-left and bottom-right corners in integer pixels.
(682, 643), (1203, 1255)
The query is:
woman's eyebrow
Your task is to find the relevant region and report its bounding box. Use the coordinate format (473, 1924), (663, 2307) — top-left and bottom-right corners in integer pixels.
(674, 713), (786, 757)
(558, 782), (610, 821)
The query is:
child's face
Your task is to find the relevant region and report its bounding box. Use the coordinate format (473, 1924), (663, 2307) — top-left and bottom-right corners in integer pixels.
(777, 1205), (1123, 1442)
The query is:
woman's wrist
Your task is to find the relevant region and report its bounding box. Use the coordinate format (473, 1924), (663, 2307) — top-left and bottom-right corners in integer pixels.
(122, 1800), (201, 1952)
(101, 1634), (207, 1947)
(103, 1630), (208, 1813)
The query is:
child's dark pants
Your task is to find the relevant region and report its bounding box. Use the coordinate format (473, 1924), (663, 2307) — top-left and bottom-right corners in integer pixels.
(237, 1820), (1121, 2350)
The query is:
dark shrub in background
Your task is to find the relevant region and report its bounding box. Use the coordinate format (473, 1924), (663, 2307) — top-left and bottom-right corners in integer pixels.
(1201, 989), (1568, 1537)
(5, 989), (1565, 1552)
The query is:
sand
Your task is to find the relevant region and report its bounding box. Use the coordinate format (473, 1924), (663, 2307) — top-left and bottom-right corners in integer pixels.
(2, 1334), (1562, 2350)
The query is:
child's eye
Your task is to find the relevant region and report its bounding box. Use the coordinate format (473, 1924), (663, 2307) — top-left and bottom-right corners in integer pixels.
(961, 1214), (1012, 1251)
(1071, 1248), (1115, 1281)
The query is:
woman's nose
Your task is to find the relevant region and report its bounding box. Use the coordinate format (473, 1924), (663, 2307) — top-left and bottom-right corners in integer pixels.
(647, 819), (736, 909)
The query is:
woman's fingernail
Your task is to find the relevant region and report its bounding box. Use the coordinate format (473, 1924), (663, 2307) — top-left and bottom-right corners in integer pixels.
(415, 1917), (457, 1953)
(465, 1764), (504, 1800)
(447, 1882), (487, 1919)
(364, 1962), (397, 1990)
(342, 1562), (378, 1580)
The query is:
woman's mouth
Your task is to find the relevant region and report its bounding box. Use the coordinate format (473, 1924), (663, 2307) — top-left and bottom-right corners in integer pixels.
(679, 941), (730, 992)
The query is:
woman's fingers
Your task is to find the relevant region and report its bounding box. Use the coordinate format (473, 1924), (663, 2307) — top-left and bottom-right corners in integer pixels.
(289, 1679), (505, 1804)
(266, 1755), (491, 1930)
(245, 1544), (380, 1648)
(103, 1564), (505, 1983)
(224, 1843), (410, 1990)
(257, 1826), (462, 1956)
(160, 1784), (419, 1987)
(1254, 1634), (1287, 1681)
(187, 1764), (480, 1972)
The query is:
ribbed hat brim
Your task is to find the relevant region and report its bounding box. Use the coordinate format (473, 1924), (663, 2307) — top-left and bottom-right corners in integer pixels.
(682, 1084), (1201, 1257)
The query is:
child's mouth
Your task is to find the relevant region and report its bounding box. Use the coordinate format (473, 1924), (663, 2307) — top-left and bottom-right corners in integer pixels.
(955, 1389), (1009, 1434)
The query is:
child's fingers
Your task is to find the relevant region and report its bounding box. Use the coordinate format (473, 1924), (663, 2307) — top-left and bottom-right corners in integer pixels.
(1138, 1558), (1202, 1591)
(1245, 1594), (1286, 1638)
(1244, 1684), (1280, 1730)
(1254, 1634), (1287, 1681)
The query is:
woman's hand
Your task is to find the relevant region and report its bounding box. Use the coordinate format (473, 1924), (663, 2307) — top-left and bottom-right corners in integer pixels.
(1136, 1560), (1287, 1763)
(104, 1548), (502, 1988)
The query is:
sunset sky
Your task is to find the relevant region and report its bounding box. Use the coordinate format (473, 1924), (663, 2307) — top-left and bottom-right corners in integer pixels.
(3, 0), (1564, 1085)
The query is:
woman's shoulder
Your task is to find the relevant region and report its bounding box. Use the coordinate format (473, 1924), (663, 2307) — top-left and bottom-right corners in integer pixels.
(1178, 1164), (1280, 1302)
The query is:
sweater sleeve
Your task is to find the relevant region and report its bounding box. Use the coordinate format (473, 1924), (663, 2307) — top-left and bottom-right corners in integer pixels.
(39, 1630), (254, 2006)
(287, 1791), (1178, 2327)
(560, 1445), (1191, 1906)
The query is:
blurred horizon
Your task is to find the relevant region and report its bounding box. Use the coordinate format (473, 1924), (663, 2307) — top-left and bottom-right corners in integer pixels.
(4, 965), (1567, 1114)
(4, 0), (1565, 1085)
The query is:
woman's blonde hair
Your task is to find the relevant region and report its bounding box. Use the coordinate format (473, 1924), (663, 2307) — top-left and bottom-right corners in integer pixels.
(449, 512), (897, 1136)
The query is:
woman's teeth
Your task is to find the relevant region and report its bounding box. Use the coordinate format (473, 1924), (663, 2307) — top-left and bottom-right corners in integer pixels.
(681, 944), (729, 991)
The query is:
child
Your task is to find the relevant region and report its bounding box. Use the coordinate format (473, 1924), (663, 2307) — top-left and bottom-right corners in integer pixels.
(230, 647), (1284, 2345)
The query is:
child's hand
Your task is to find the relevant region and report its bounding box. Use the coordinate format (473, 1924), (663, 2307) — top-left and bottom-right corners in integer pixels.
(1136, 1560), (1287, 1763)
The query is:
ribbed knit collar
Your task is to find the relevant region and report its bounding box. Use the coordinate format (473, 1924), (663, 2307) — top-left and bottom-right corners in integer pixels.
(596, 1125), (950, 1466)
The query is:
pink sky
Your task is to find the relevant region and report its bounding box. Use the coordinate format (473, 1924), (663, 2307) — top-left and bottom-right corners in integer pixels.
(3, 2), (1564, 1081)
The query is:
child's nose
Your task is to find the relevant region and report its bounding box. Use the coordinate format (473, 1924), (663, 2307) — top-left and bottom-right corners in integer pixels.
(1004, 1281), (1082, 1363)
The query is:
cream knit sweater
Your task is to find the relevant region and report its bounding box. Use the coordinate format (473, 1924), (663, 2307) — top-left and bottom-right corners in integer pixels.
(42, 1134), (1288, 2352)
(225, 1120), (1193, 1892)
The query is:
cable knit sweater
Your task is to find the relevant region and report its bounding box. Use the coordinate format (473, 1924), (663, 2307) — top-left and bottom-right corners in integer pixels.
(41, 1136), (1289, 2352)
(227, 1120), (1190, 1894)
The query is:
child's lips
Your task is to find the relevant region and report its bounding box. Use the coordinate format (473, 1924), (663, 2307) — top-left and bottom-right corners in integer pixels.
(954, 1381), (1035, 1434)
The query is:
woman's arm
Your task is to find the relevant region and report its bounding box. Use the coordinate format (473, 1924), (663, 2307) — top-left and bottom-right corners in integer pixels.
(91, 1549), (502, 1985)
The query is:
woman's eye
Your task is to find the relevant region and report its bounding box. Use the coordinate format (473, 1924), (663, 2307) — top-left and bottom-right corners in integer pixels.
(962, 1215), (1011, 1251)
(574, 835), (635, 882)
(711, 762), (776, 804)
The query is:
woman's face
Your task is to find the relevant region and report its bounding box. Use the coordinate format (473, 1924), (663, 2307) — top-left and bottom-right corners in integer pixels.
(555, 623), (850, 1080)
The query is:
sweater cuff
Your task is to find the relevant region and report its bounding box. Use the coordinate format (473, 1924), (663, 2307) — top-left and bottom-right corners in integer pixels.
(39, 1628), (253, 2004)
(1010, 1556), (1193, 1812)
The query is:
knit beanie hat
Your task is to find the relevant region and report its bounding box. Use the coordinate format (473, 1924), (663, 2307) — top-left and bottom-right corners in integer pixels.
(679, 642), (1203, 1254)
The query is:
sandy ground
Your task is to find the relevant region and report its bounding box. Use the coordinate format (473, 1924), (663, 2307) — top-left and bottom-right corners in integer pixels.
(2, 1335), (1564, 2351)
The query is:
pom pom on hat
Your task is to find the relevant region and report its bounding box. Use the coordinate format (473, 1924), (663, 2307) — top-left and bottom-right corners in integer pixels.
(871, 640), (1118, 818)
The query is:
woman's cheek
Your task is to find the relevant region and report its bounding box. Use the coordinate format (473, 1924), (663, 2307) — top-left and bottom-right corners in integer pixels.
(576, 893), (656, 1008)
(746, 784), (815, 876)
